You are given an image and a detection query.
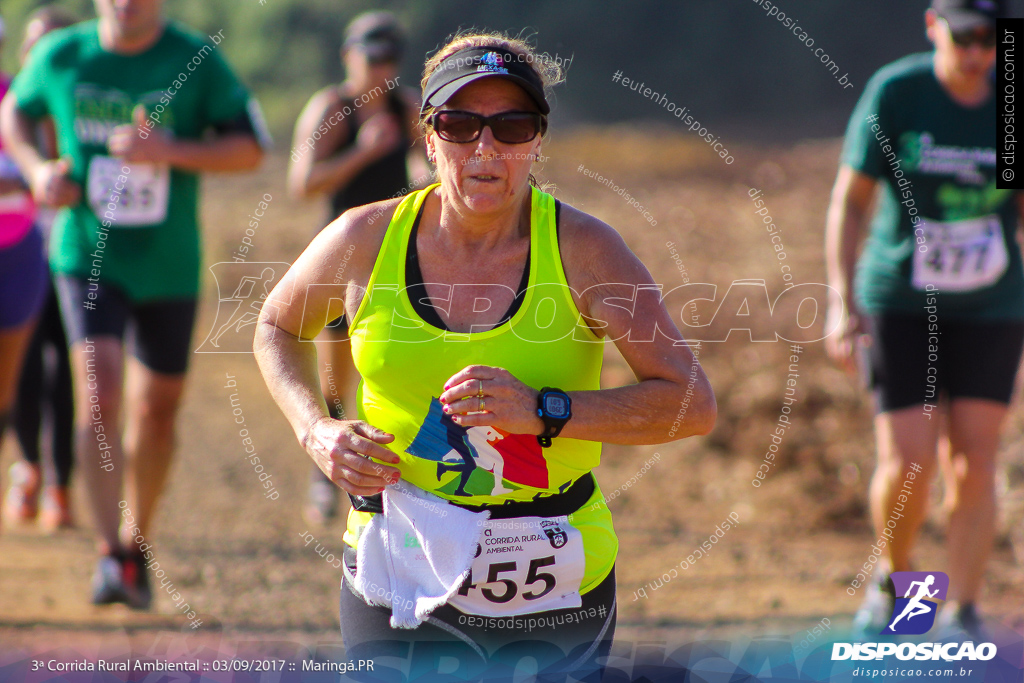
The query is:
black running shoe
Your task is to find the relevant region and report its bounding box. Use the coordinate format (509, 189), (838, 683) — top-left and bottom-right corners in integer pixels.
(121, 551), (152, 610)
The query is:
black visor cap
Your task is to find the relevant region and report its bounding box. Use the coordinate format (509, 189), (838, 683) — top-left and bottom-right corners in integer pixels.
(421, 46), (550, 116)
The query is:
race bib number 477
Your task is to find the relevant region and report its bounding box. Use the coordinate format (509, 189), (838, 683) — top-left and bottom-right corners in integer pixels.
(912, 215), (1008, 292)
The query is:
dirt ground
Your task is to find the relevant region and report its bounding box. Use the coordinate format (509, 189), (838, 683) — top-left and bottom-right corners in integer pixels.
(1, 133), (1022, 674)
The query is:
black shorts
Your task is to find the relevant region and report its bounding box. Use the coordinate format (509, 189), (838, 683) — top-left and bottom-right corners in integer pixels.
(55, 275), (198, 375)
(867, 313), (1024, 412)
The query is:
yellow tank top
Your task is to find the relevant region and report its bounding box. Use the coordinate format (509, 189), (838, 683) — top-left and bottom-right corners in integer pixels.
(344, 184), (617, 592)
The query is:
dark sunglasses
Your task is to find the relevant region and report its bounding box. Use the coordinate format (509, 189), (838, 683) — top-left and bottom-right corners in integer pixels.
(430, 110), (547, 144)
(943, 18), (997, 48)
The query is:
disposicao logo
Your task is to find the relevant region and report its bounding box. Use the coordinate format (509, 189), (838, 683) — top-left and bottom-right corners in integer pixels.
(831, 642), (997, 663)
(832, 571), (998, 663)
(885, 571), (947, 635)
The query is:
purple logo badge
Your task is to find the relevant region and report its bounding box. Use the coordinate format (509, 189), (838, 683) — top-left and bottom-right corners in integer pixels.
(884, 572), (948, 635)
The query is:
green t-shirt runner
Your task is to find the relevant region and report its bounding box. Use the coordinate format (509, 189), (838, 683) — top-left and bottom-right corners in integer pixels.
(10, 19), (269, 301)
(842, 52), (1023, 320)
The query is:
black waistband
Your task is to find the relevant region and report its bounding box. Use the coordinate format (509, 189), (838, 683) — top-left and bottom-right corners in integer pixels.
(348, 473), (595, 519)
(452, 473), (595, 518)
(349, 492), (384, 513)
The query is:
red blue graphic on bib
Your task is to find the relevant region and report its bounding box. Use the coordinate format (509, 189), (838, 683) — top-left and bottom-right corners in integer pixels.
(884, 571), (948, 635)
(407, 397), (548, 496)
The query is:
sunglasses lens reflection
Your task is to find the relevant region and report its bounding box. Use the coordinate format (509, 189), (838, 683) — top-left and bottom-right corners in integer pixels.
(434, 112), (543, 144)
(436, 113), (482, 142)
(492, 114), (543, 143)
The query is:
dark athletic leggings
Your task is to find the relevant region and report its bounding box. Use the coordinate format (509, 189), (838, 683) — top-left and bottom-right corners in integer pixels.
(13, 287), (74, 487)
(339, 547), (616, 682)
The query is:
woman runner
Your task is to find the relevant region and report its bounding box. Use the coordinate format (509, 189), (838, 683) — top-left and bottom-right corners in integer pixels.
(257, 32), (715, 677)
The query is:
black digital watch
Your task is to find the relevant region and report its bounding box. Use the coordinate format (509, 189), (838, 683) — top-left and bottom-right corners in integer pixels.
(536, 387), (572, 448)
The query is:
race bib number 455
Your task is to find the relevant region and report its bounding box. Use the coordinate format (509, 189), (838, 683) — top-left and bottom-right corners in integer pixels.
(448, 517), (585, 617)
(87, 155), (170, 227)
(912, 215), (1008, 293)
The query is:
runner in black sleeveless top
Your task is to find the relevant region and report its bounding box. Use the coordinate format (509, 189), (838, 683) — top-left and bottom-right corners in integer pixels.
(287, 11), (427, 525)
(326, 90), (411, 222)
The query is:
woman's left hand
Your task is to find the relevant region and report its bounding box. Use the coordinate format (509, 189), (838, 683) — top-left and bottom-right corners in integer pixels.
(440, 365), (545, 435)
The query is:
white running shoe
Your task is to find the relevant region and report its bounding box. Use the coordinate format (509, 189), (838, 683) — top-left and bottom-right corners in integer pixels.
(852, 574), (896, 641)
(90, 555), (126, 605)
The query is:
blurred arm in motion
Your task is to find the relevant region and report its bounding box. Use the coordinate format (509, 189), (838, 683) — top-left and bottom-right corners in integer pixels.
(107, 105), (264, 173)
(287, 89), (402, 199)
(825, 165), (877, 373)
(0, 94), (80, 207)
(142, 133), (264, 173)
(0, 175), (28, 196)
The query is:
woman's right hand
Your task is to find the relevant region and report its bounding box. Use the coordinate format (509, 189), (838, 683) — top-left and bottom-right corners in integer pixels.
(302, 417), (401, 496)
(825, 299), (867, 375)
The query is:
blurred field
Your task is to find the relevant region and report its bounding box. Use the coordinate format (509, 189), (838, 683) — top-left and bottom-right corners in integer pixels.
(1, 129), (1023, 657)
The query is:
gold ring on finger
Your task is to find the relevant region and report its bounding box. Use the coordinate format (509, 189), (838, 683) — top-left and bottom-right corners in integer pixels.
(479, 396), (485, 411)
(477, 379), (484, 397)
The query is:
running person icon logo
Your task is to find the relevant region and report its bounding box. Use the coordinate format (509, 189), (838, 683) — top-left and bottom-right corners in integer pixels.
(195, 262), (290, 353)
(884, 571), (949, 635)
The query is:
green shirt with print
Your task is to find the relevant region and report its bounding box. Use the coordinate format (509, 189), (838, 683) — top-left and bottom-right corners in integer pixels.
(11, 20), (267, 301)
(842, 52), (1023, 320)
